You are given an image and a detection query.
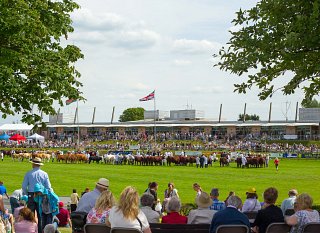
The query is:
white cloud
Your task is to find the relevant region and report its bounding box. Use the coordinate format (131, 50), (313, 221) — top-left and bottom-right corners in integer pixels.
(132, 83), (151, 91)
(172, 39), (222, 54)
(173, 59), (192, 66)
(191, 86), (224, 94)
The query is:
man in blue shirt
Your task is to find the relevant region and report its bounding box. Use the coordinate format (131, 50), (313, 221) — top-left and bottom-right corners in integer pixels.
(209, 188), (226, 211)
(210, 195), (250, 233)
(76, 178), (109, 213)
(22, 157), (52, 231)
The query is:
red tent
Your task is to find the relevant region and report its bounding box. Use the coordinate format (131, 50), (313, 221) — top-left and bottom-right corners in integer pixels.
(9, 134), (26, 141)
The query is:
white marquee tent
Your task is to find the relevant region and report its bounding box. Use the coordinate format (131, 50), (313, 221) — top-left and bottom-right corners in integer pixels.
(27, 133), (45, 142)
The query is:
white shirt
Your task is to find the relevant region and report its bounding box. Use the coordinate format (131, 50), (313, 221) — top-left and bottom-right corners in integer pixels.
(109, 206), (149, 231)
(242, 198), (261, 212)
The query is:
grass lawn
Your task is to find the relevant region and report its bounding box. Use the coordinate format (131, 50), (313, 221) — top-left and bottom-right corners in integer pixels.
(1, 157), (320, 206)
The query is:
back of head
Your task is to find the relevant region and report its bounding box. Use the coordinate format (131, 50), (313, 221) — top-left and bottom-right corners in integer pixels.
(118, 186), (139, 220)
(95, 190), (115, 210)
(166, 196), (181, 213)
(43, 224), (55, 233)
(150, 182), (158, 189)
(140, 193), (154, 207)
(19, 207), (36, 222)
(210, 188), (219, 197)
(288, 189), (298, 196)
(263, 187), (278, 204)
(227, 196), (242, 209)
(296, 193), (313, 210)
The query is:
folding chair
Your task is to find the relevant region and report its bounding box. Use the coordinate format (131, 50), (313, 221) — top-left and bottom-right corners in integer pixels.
(216, 224), (249, 233)
(84, 223), (111, 233)
(265, 222), (291, 233)
(302, 222), (320, 233)
(110, 227), (142, 233)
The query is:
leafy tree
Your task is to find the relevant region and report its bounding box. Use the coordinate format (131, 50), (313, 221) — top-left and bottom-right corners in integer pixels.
(215, 1), (320, 105)
(301, 99), (320, 108)
(119, 107), (145, 122)
(0, 0), (84, 125)
(238, 114), (260, 121)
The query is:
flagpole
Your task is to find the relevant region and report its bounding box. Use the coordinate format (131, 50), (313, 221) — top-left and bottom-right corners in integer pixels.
(154, 90), (157, 144)
(77, 100), (80, 150)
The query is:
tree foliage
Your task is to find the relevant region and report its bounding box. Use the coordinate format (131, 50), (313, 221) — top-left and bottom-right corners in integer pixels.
(238, 114), (260, 121)
(215, 0), (320, 105)
(0, 0), (84, 125)
(301, 99), (320, 108)
(119, 107), (145, 122)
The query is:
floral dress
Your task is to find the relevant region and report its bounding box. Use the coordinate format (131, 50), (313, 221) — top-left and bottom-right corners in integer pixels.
(290, 210), (320, 233)
(86, 208), (111, 224)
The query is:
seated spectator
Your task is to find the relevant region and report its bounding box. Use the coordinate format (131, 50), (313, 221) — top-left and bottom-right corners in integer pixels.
(224, 191), (235, 205)
(43, 223), (58, 233)
(209, 188), (226, 211)
(188, 192), (216, 224)
(56, 201), (72, 227)
(252, 187), (284, 233)
(13, 195), (28, 222)
(242, 187), (261, 212)
(281, 189), (298, 215)
(86, 190), (115, 225)
(162, 196), (187, 224)
(3, 208), (14, 233)
(210, 195), (250, 233)
(10, 188), (23, 214)
(140, 193), (160, 223)
(77, 178), (109, 213)
(286, 193), (320, 233)
(14, 207), (38, 233)
(109, 186), (151, 233)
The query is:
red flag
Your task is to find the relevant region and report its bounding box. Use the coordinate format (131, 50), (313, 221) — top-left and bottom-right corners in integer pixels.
(139, 91), (155, 101)
(66, 99), (76, 105)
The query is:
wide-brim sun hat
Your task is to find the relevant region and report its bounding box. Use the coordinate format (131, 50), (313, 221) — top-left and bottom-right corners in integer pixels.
(30, 157), (44, 166)
(246, 187), (256, 194)
(96, 178), (109, 189)
(196, 192), (212, 208)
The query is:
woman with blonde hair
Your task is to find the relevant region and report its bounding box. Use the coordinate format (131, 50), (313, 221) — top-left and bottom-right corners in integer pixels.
(86, 190), (115, 225)
(109, 186), (151, 233)
(14, 207), (38, 233)
(286, 193), (320, 233)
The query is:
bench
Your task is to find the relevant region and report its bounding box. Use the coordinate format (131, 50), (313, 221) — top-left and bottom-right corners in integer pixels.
(150, 223), (210, 233)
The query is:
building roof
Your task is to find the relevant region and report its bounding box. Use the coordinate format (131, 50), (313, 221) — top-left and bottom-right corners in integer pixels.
(0, 124), (33, 131)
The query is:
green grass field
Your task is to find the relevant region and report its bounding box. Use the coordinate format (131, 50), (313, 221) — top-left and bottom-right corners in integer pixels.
(1, 157), (320, 206)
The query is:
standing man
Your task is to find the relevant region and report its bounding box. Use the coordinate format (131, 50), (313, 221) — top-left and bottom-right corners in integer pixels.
(0, 181), (9, 199)
(22, 157), (52, 231)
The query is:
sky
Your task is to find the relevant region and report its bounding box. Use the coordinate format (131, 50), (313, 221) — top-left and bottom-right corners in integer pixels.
(3, 0), (305, 124)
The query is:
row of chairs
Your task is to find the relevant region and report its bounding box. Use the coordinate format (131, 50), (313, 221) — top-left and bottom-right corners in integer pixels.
(82, 222), (320, 233)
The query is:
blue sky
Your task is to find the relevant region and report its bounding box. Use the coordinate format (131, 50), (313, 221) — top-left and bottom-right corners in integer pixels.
(3, 0), (304, 124)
